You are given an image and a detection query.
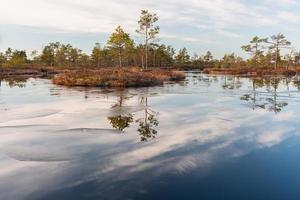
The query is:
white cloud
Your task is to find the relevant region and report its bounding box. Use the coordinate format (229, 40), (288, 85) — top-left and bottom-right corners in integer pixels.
(1, 0), (300, 56)
(277, 11), (300, 23)
(216, 30), (242, 38)
(0, 0), (299, 37)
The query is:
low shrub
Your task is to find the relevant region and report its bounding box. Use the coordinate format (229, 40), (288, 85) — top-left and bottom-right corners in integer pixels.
(52, 67), (185, 87)
(203, 67), (299, 77)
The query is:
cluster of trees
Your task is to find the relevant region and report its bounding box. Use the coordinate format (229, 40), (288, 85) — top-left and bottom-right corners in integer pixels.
(241, 33), (300, 70)
(1, 10), (300, 70)
(0, 48), (28, 68)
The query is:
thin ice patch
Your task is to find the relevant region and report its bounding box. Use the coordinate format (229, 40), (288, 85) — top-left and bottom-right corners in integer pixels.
(0, 109), (61, 123)
(3, 147), (76, 162)
(0, 124), (64, 129)
(56, 128), (123, 134)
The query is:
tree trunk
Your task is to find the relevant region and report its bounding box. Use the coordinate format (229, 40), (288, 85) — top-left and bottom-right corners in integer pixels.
(145, 97), (148, 125)
(274, 85), (277, 112)
(253, 80), (256, 110)
(275, 46), (279, 71)
(145, 28), (148, 70)
(119, 48), (122, 68)
(145, 45), (148, 69)
(141, 55), (144, 68)
(153, 51), (156, 68)
(254, 43), (258, 68)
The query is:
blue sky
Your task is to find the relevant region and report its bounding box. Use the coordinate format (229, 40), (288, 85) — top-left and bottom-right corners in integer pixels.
(1, 0), (300, 58)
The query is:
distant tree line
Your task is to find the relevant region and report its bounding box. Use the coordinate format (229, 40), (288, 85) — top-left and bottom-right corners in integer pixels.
(1, 10), (300, 70)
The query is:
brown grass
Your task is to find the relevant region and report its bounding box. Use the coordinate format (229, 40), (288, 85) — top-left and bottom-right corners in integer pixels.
(203, 67), (299, 76)
(52, 67), (186, 87)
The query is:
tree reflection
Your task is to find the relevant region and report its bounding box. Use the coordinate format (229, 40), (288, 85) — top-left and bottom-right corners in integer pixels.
(285, 78), (292, 97)
(240, 77), (288, 113)
(293, 76), (300, 91)
(107, 92), (134, 132)
(4, 78), (27, 88)
(108, 114), (133, 131)
(107, 92), (159, 141)
(267, 78), (288, 113)
(240, 78), (266, 110)
(136, 96), (159, 141)
(222, 76), (242, 90)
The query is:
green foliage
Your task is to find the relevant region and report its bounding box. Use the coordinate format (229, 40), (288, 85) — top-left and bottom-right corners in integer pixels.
(41, 42), (58, 66)
(148, 44), (175, 67)
(136, 10), (160, 69)
(39, 42), (89, 67)
(107, 26), (134, 67)
(91, 43), (102, 67)
(0, 52), (6, 66)
(268, 33), (291, 70)
(218, 53), (244, 68)
(203, 51), (213, 63)
(175, 48), (190, 65)
(136, 10), (160, 39)
(242, 36), (268, 67)
(3, 48), (27, 67)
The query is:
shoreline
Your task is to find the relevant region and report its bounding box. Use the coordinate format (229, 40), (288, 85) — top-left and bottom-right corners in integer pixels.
(203, 67), (300, 77)
(2, 66), (300, 88)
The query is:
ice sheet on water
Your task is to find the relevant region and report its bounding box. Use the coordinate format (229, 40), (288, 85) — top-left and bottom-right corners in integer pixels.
(55, 128), (123, 134)
(3, 146), (77, 162)
(0, 127), (122, 162)
(0, 109), (61, 123)
(0, 124), (65, 136)
(0, 124), (64, 129)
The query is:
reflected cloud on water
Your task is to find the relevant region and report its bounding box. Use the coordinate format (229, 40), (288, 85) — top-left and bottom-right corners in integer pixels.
(1, 73), (300, 199)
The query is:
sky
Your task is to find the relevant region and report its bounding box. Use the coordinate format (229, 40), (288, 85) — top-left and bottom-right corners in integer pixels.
(1, 0), (300, 58)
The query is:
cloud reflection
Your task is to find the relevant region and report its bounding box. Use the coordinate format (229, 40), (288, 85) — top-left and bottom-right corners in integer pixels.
(1, 74), (300, 199)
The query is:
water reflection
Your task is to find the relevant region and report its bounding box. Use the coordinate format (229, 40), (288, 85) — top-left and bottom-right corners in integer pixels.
(240, 77), (289, 113)
(107, 92), (159, 141)
(108, 115), (134, 131)
(293, 77), (300, 90)
(108, 92), (134, 131)
(136, 96), (159, 141)
(222, 76), (242, 90)
(2, 73), (300, 200)
(1, 78), (28, 88)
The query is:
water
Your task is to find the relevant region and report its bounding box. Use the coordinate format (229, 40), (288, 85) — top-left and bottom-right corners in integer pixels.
(1, 73), (300, 200)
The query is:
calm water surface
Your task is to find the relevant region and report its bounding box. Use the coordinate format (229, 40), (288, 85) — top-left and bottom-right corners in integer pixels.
(1, 72), (300, 200)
